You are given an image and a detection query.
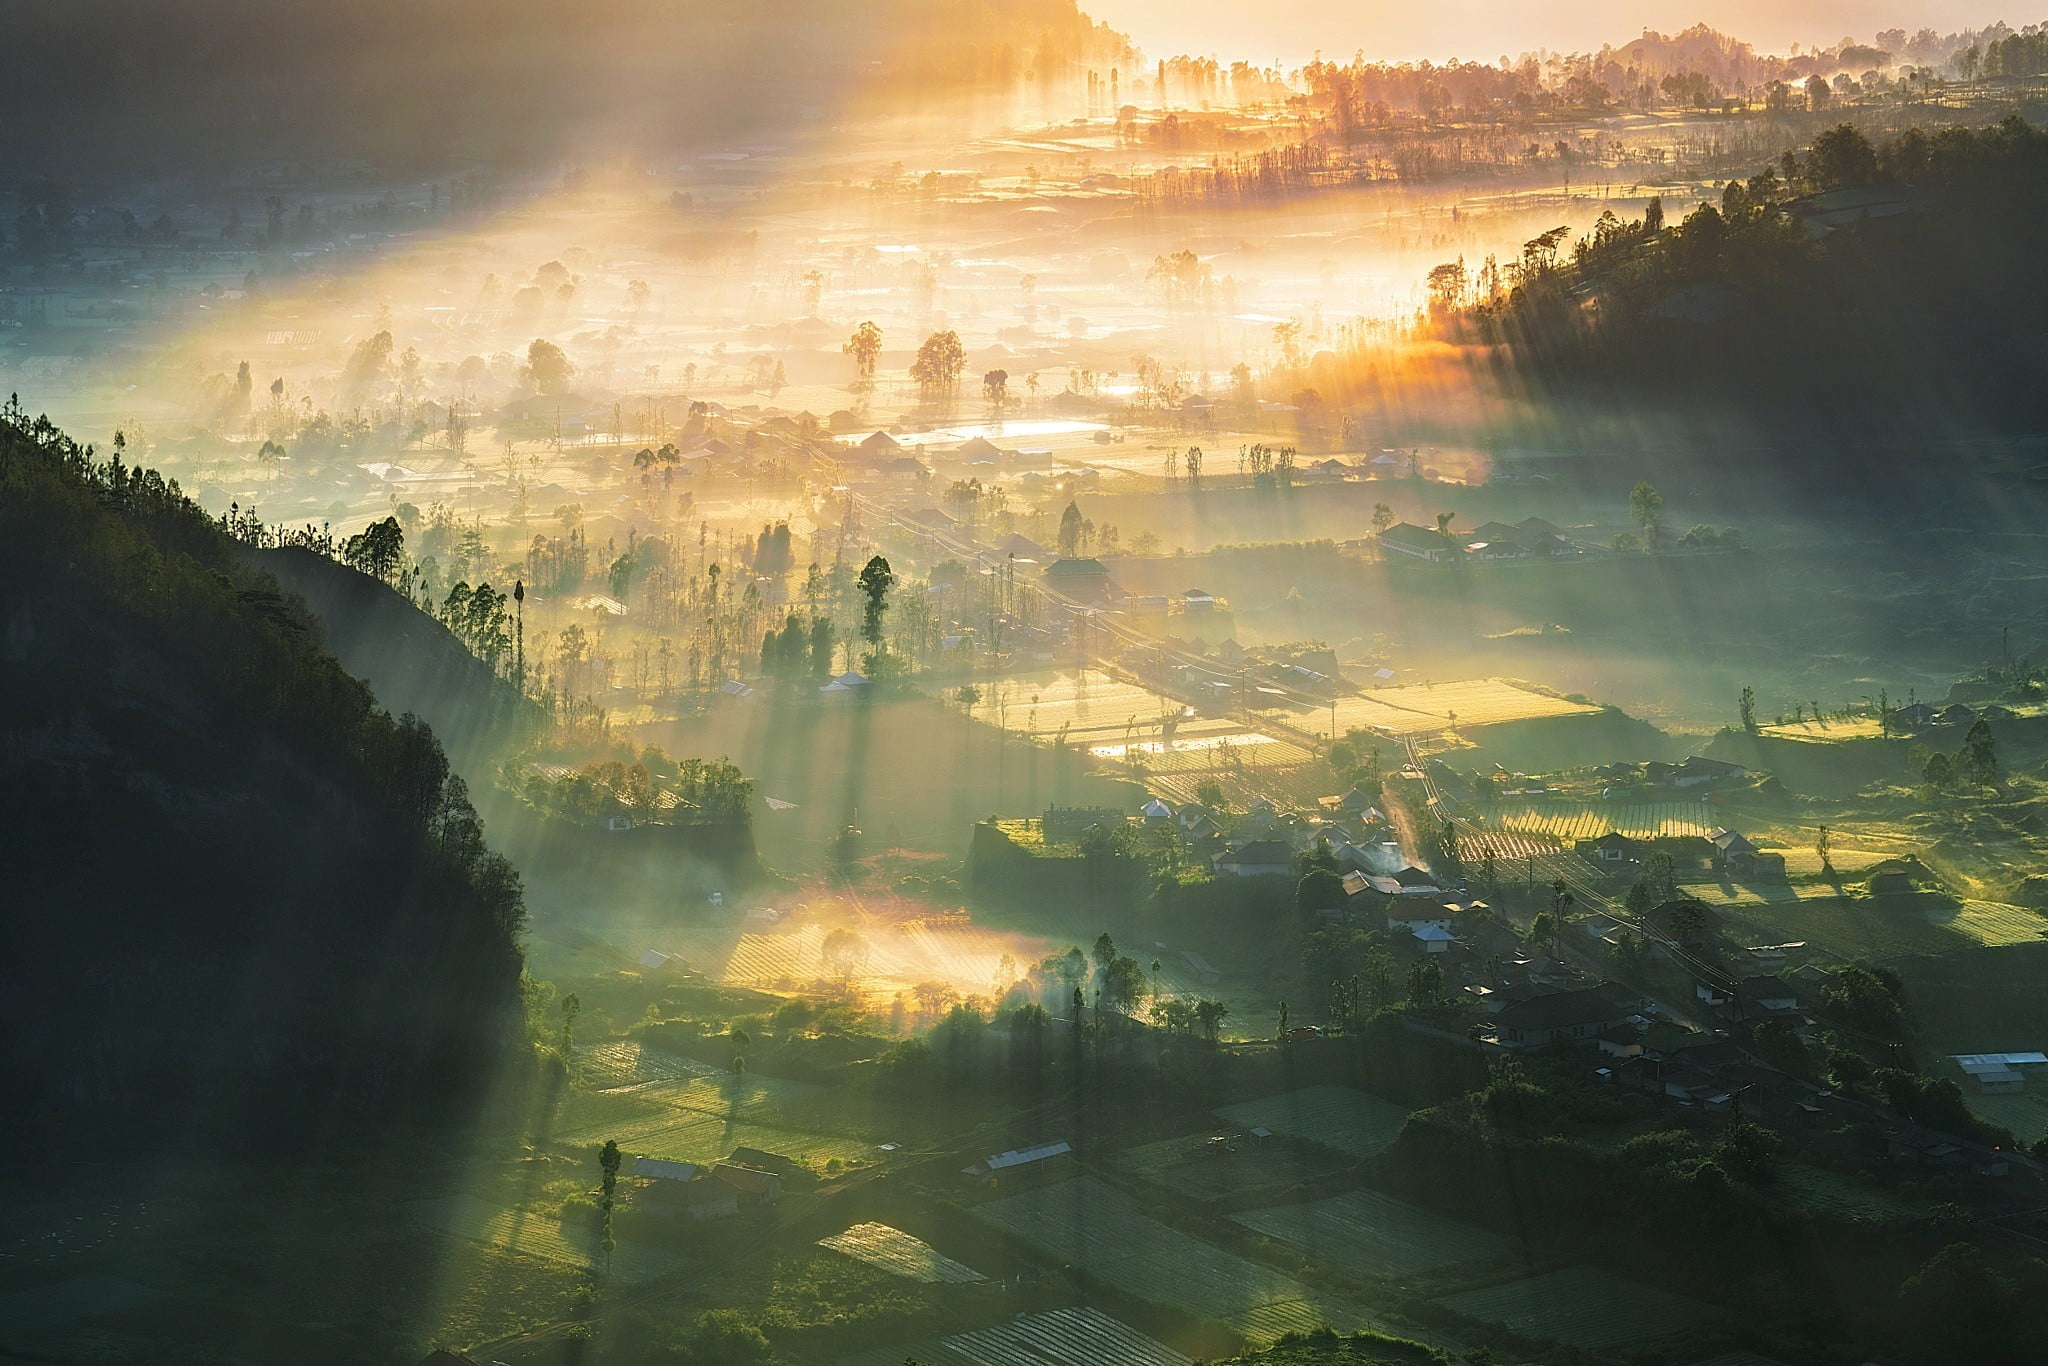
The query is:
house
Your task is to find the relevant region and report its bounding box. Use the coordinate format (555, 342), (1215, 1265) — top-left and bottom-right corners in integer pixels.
(1215, 841), (1295, 878)
(1140, 798), (1175, 825)
(1463, 536), (1529, 562)
(1674, 756), (1747, 788)
(727, 1147), (800, 1179)
(1393, 865), (1440, 892)
(1386, 895), (1454, 934)
(1493, 983), (1641, 1050)
(1735, 975), (1800, 1016)
(855, 430), (903, 458)
(1890, 702), (1939, 731)
(1711, 829), (1784, 879)
(1042, 557), (1117, 601)
(1514, 516), (1571, 553)
(1378, 522), (1457, 562)
(1576, 831), (1643, 865)
(711, 1162), (783, 1205)
(1411, 923), (1455, 953)
(1181, 588), (1217, 613)
(957, 436), (1005, 461)
(820, 671), (870, 698)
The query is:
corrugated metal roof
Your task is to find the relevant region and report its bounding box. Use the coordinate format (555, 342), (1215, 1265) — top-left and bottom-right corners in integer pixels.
(634, 1156), (700, 1181)
(986, 1141), (1071, 1170)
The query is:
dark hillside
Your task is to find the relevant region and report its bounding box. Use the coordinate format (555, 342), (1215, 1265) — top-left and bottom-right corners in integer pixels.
(254, 544), (541, 777)
(0, 408), (527, 1155)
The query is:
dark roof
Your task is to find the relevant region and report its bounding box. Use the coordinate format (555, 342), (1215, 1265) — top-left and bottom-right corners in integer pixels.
(1394, 865), (1437, 887)
(726, 1146), (798, 1176)
(1379, 522), (1455, 552)
(1043, 557), (1110, 578)
(711, 1163), (781, 1195)
(1581, 831), (1639, 851)
(1495, 983), (1640, 1032)
(1220, 840), (1294, 866)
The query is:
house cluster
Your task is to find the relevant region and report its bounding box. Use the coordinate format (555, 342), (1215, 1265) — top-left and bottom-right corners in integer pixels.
(628, 1148), (792, 1223)
(1376, 517), (1577, 564)
(1571, 822), (1784, 882)
(1886, 700), (2017, 733)
(1589, 755), (1749, 791)
(1142, 790), (1399, 879)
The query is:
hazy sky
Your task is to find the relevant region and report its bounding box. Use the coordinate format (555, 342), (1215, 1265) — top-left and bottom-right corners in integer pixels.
(1088, 0), (2024, 65)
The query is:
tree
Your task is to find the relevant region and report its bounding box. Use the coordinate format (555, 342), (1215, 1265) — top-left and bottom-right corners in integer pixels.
(1628, 481), (1664, 548)
(1739, 685), (1758, 734)
(857, 555), (894, 654)
(909, 330), (965, 402)
(843, 321), (882, 395)
(522, 338), (574, 395)
(1960, 717), (1999, 784)
(1057, 501), (1083, 557)
(343, 516), (406, 584)
(1371, 502), (1394, 535)
(598, 1138), (621, 1274)
(821, 927), (868, 980)
(982, 369), (1009, 411)
(1815, 825), (1834, 874)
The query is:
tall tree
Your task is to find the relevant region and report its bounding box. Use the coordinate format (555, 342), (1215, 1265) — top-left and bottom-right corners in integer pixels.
(842, 321), (882, 395)
(857, 555), (895, 654)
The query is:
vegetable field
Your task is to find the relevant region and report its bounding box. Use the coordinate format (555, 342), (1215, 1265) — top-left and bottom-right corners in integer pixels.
(1325, 679), (1599, 737)
(1433, 1265), (1717, 1350)
(838, 1306), (1190, 1366)
(1486, 800), (1716, 843)
(818, 1223), (985, 1284)
(973, 1177), (1366, 1336)
(1213, 1086), (1411, 1158)
(1232, 1188), (1508, 1279)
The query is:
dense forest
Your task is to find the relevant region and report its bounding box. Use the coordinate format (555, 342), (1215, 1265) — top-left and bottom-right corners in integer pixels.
(0, 404), (528, 1154)
(1438, 117), (2048, 439)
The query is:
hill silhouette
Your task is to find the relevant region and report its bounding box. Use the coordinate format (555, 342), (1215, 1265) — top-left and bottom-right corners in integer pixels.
(0, 407), (527, 1154)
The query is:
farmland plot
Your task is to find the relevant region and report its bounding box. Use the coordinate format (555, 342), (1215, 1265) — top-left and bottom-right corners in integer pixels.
(1434, 1265), (1717, 1350)
(1488, 800), (1716, 844)
(1942, 900), (2048, 947)
(838, 1305), (1189, 1366)
(1214, 1085), (1410, 1158)
(819, 1223), (985, 1284)
(1232, 1188), (1508, 1279)
(1327, 680), (1599, 738)
(973, 1177), (1366, 1334)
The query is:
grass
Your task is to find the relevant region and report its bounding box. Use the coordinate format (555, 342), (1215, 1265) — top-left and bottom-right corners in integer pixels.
(1775, 1164), (1933, 1222)
(1714, 895), (1971, 959)
(1213, 1086), (1411, 1159)
(1231, 1189), (1509, 1280)
(1433, 1265), (1717, 1351)
(1963, 1088), (2048, 1141)
(1110, 1132), (1353, 1204)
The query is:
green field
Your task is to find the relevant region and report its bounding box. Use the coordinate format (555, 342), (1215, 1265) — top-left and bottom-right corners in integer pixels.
(1433, 1265), (1718, 1350)
(1711, 896), (1970, 959)
(547, 1061), (876, 1168)
(419, 1194), (685, 1286)
(1214, 1086), (1411, 1158)
(1775, 1165), (1934, 1223)
(1231, 1188), (1509, 1280)
(819, 1223), (986, 1284)
(973, 1177), (1372, 1338)
(1945, 900), (2048, 947)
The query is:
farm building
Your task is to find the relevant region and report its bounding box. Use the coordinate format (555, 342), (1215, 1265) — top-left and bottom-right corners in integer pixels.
(1953, 1052), (2048, 1092)
(1711, 829), (1785, 880)
(966, 1140), (1074, 1185)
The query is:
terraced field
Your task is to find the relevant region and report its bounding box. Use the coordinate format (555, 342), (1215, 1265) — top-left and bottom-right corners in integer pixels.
(1487, 800), (1717, 843)
(1213, 1085), (1411, 1158)
(1434, 1265), (1718, 1350)
(658, 911), (1054, 1005)
(1944, 900), (2048, 947)
(1325, 680), (1599, 738)
(819, 1223), (985, 1283)
(1232, 1188), (1509, 1279)
(973, 1177), (1371, 1338)
(837, 1305), (1189, 1366)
